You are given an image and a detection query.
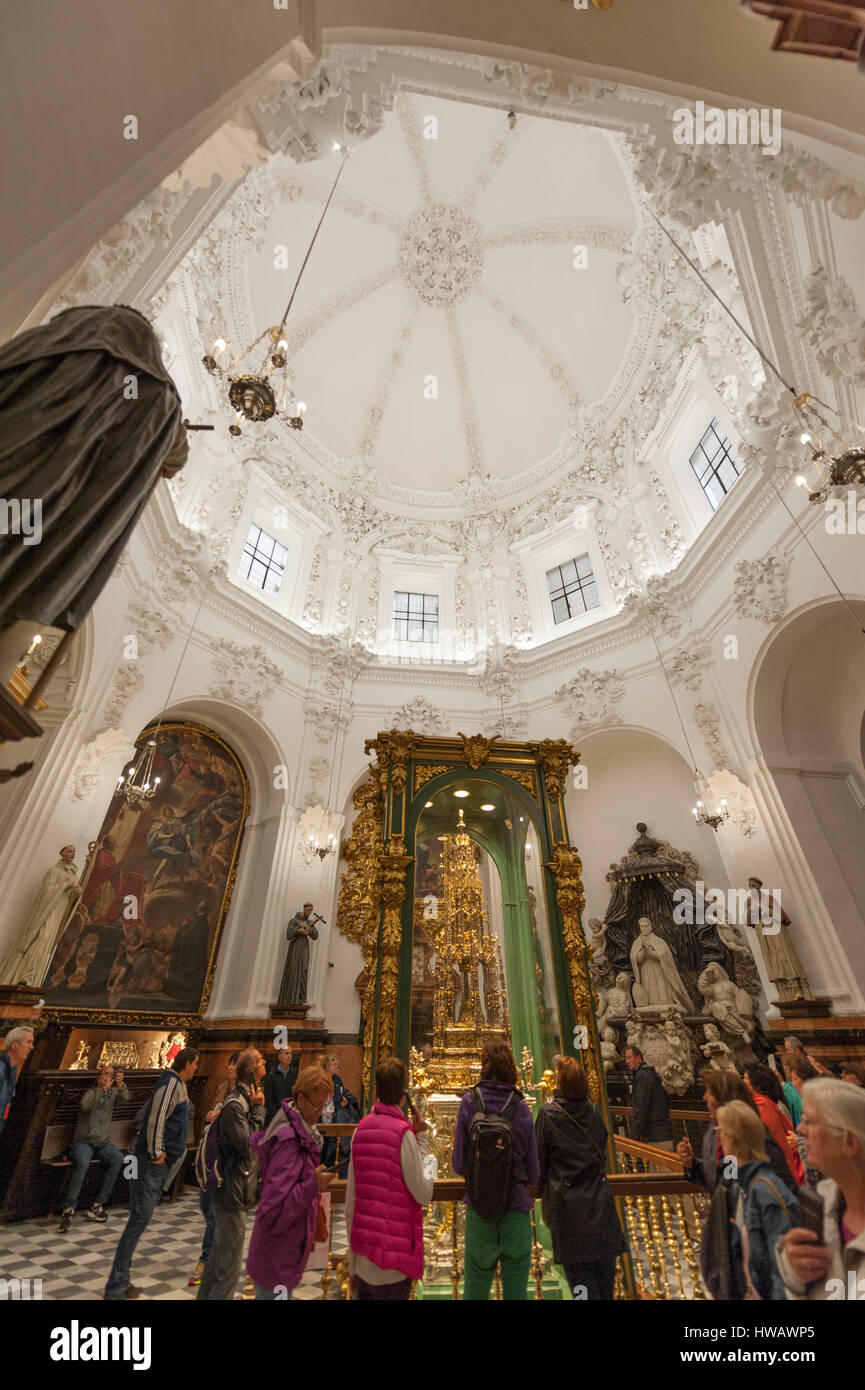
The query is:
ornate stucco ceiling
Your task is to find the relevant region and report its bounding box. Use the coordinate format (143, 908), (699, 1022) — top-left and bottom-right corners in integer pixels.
(188, 91), (640, 494)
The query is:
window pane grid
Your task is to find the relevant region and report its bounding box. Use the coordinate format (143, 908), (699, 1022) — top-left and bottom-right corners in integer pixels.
(690, 419), (742, 511)
(239, 525), (287, 594)
(545, 555), (600, 624)
(393, 591), (439, 642)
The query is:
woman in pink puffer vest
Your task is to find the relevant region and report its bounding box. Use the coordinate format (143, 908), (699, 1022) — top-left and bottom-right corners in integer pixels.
(246, 1065), (334, 1299)
(346, 1057), (435, 1300)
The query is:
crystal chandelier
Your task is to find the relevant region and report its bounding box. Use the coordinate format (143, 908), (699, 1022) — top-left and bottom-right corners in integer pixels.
(791, 393), (865, 503)
(692, 772), (729, 832)
(203, 147), (349, 436)
(299, 806), (340, 866)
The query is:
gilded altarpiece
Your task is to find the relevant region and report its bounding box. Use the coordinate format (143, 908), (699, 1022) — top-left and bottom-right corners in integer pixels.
(336, 733), (606, 1110)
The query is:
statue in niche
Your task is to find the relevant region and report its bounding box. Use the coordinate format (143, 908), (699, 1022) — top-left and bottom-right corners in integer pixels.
(601, 824), (735, 999)
(597, 971), (633, 1033)
(717, 920), (762, 1004)
(278, 903), (322, 1007)
(698, 963), (754, 1043)
(701, 1023), (735, 1071)
(630, 917), (693, 1013)
(0, 845), (81, 986)
(588, 917), (610, 971)
(745, 876), (814, 1003)
(69, 1041), (91, 1070)
(600, 1025), (621, 1075)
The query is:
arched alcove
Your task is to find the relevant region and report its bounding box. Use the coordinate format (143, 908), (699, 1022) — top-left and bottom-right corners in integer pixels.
(751, 600), (865, 993)
(567, 725), (729, 925)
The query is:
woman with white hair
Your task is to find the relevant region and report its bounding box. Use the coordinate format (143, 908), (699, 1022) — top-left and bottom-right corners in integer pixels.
(776, 1078), (865, 1300)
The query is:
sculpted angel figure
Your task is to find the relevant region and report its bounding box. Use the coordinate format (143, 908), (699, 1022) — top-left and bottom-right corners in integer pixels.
(698, 962), (754, 1042)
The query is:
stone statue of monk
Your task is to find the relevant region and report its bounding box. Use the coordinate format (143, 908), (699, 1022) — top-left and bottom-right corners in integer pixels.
(278, 903), (322, 1007)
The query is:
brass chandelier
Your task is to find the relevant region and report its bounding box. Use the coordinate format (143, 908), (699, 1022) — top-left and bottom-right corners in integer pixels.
(651, 212), (865, 507)
(792, 393), (865, 502)
(203, 146), (350, 436)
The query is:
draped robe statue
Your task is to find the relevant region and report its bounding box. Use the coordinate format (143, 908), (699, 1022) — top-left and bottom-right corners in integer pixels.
(1, 846), (81, 985)
(278, 907), (320, 1007)
(0, 305), (187, 681)
(629, 917), (693, 1012)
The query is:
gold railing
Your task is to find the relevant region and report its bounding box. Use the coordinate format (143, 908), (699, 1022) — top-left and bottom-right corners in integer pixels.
(320, 1158), (708, 1300)
(612, 1135), (708, 1299)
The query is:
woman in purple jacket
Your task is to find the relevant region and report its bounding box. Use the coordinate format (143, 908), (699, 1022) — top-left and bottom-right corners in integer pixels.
(246, 1065), (334, 1299)
(453, 1040), (540, 1300)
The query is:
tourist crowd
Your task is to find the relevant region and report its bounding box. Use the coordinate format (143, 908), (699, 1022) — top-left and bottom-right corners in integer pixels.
(0, 1024), (863, 1301)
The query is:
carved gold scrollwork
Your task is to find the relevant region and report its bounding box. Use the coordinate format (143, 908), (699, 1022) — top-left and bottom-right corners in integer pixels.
(365, 731), (416, 795)
(499, 767), (537, 798)
(378, 834), (413, 1063)
(545, 840), (602, 1102)
(413, 764), (453, 794)
(457, 731), (501, 769)
(337, 776), (385, 1099)
(533, 739), (580, 800)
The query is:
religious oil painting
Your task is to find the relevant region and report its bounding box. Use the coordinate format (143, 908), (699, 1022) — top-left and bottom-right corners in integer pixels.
(47, 722), (249, 1018)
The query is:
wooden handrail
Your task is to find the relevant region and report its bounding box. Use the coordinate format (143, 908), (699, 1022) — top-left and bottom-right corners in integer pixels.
(613, 1136), (688, 1172)
(611, 1105), (710, 1123)
(317, 1124), (357, 1138)
(326, 1172), (702, 1204)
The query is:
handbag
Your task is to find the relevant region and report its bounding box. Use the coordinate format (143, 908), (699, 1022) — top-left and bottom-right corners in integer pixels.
(314, 1197), (329, 1244)
(549, 1102), (607, 1162)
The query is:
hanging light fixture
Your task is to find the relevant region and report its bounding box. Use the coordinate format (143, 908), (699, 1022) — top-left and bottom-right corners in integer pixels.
(790, 393), (865, 502)
(115, 578), (210, 809)
(648, 629), (729, 833)
(692, 770), (729, 831)
(203, 145), (350, 436)
(299, 653), (350, 865)
(650, 212), (865, 507)
(116, 739), (160, 809)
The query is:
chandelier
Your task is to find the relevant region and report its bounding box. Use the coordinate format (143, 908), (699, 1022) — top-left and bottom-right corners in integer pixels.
(692, 771), (729, 831)
(115, 578), (210, 809)
(203, 147), (349, 436)
(116, 739), (160, 808)
(299, 806), (340, 866)
(297, 652), (352, 864)
(792, 393), (865, 502)
(651, 211), (865, 507)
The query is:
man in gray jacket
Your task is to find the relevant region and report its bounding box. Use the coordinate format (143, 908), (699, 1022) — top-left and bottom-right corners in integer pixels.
(197, 1048), (266, 1300)
(59, 1064), (130, 1231)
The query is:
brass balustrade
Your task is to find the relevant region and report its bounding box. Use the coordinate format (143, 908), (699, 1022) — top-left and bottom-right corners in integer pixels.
(612, 1134), (709, 1300)
(321, 1162), (707, 1300)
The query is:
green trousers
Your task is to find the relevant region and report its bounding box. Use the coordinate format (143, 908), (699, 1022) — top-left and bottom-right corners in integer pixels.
(463, 1207), (532, 1301)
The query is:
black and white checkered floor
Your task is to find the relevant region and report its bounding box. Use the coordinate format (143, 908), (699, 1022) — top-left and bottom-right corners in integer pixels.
(0, 1190), (347, 1301)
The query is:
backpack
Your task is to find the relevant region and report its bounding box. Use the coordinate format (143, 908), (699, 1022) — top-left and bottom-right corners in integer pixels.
(464, 1087), (521, 1222)
(194, 1094), (247, 1193)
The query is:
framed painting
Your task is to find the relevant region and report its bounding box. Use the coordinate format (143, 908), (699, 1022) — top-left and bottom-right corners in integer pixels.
(45, 721), (249, 1022)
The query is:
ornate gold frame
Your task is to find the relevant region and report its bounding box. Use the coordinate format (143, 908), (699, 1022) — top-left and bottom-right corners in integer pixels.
(336, 731), (603, 1103)
(42, 720), (250, 1027)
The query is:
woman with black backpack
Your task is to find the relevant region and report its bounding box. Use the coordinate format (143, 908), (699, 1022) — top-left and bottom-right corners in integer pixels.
(452, 1040), (539, 1300)
(535, 1057), (626, 1300)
